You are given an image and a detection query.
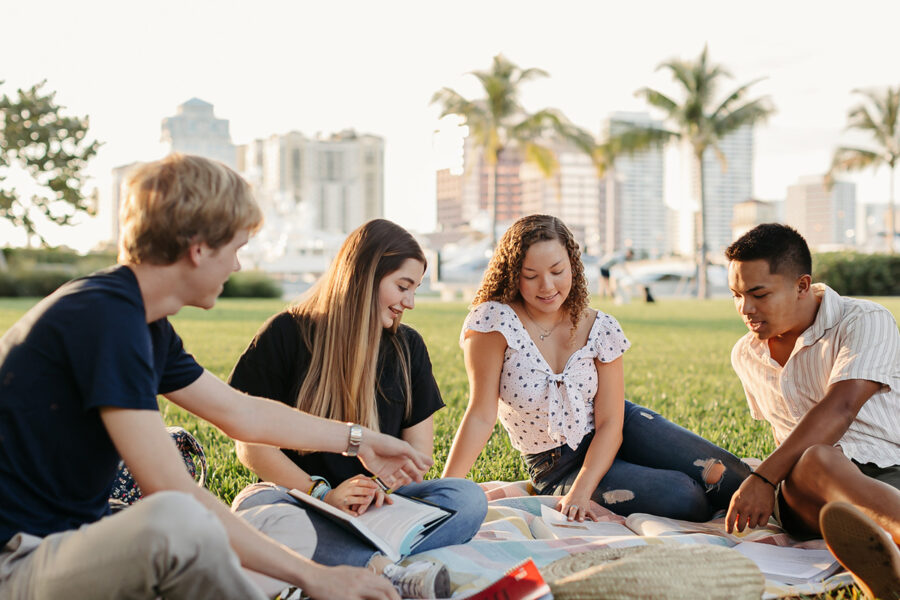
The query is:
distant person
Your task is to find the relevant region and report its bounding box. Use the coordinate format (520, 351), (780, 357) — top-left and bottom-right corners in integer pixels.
(0, 154), (431, 600)
(227, 218), (487, 599)
(442, 214), (751, 522)
(597, 248), (634, 302)
(724, 223), (900, 600)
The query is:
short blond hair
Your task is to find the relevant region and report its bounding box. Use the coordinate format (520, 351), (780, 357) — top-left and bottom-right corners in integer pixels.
(118, 154), (262, 265)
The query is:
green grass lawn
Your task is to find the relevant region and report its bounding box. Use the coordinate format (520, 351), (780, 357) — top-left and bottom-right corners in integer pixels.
(3, 295), (893, 599)
(3, 294), (898, 508)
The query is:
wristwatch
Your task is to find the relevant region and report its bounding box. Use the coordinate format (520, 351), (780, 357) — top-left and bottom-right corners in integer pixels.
(343, 423), (363, 457)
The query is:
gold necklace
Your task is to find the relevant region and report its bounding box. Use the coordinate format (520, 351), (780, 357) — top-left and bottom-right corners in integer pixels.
(523, 304), (563, 341)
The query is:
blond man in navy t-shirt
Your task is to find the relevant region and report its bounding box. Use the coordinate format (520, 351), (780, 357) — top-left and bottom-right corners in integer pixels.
(0, 154), (430, 600)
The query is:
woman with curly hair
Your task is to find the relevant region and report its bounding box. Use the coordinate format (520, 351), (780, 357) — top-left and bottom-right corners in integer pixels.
(442, 214), (751, 522)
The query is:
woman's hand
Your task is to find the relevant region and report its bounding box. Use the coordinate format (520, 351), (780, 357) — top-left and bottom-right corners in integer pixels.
(556, 489), (601, 522)
(324, 475), (393, 516)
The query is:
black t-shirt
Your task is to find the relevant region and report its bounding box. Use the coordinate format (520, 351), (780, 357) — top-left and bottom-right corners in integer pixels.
(228, 311), (443, 485)
(0, 266), (204, 546)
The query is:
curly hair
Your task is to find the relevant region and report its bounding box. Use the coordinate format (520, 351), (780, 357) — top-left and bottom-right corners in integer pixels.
(472, 214), (589, 330)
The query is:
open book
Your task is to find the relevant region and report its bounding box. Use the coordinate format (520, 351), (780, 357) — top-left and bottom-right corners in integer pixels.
(625, 512), (842, 584)
(288, 488), (453, 562)
(732, 541), (842, 584)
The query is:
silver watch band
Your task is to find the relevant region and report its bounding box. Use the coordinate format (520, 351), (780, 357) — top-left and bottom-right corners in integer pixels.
(343, 423), (363, 457)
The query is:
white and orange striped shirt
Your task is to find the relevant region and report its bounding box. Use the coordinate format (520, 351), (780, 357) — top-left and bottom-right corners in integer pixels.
(731, 284), (900, 468)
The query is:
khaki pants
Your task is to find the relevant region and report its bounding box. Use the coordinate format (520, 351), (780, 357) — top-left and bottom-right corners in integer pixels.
(0, 491), (268, 600)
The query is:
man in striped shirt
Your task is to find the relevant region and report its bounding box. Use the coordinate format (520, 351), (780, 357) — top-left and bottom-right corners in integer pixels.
(722, 223), (899, 599)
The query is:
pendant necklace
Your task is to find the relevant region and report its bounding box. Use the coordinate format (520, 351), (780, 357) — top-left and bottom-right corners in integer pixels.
(523, 304), (562, 341)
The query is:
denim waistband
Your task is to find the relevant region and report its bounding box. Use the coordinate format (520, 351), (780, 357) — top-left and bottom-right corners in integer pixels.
(523, 430), (594, 494)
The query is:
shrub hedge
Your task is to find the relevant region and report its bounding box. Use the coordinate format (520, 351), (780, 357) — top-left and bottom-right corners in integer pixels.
(221, 271), (282, 298)
(1, 248), (282, 298)
(813, 252), (900, 296)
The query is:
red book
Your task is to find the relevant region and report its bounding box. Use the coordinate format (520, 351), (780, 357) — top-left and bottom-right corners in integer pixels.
(462, 558), (553, 600)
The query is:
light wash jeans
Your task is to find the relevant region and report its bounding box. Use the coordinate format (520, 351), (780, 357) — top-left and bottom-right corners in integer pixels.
(524, 400), (752, 521)
(232, 478), (487, 567)
(0, 492), (267, 600)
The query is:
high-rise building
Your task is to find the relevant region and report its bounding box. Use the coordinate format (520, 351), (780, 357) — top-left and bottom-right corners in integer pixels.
(697, 125), (754, 257)
(785, 175), (856, 249)
(236, 129), (384, 235)
(160, 98), (236, 168)
(520, 143), (600, 250)
(732, 198), (779, 242)
(860, 202), (900, 251)
(110, 162), (140, 246)
(435, 168), (464, 231)
(600, 112), (667, 257)
(456, 137), (524, 234)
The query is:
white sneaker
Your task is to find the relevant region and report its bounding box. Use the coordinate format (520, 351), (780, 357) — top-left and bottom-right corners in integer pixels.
(383, 560), (451, 599)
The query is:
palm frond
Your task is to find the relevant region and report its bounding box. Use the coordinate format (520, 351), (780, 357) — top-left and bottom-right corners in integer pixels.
(635, 87), (678, 115)
(710, 77), (768, 120)
(515, 67), (550, 85)
(830, 145), (882, 173)
(522, 141), (559, 177)
(713, 98), (774, 138)
(607, 125), (676, 158)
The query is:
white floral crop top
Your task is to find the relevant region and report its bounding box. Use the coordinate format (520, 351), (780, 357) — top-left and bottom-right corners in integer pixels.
(460, 301), (631, 454)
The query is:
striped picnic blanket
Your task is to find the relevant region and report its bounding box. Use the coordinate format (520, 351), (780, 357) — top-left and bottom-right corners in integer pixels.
(401, 481), (854, 599)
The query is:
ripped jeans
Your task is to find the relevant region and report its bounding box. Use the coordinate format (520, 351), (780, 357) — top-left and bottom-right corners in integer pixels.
(523, 401), (751, 521)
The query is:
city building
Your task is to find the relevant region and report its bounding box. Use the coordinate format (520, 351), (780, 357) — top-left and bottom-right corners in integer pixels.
(160, 98), (236, 168)
(785, 175), (856, 249)
(236, 129), (384, 235)
(110, 162), (140, 245)
(731, 198), (779, 242)
(520, 142), (600, 251)
(696, 124), (754, 257)
(435, 168), (464, 231)
(598, 112), (668, 258)
(860, 202), (900, 251)
(455, 137), (524, 234)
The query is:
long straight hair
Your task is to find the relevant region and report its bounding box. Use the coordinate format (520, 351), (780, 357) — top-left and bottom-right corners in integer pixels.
(290, 219), (426, 430)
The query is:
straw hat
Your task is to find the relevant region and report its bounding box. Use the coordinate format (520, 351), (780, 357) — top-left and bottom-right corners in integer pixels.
(543, 544), (764, 599)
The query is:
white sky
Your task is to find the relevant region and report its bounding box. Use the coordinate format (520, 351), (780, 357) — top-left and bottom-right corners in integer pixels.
(2, 0), (898, 251)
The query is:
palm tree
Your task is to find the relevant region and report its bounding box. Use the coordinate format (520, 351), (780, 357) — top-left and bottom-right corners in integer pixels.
(431, 54), (600, 248)
(829, 86), (899, 254)
(626, 45), (774, 298)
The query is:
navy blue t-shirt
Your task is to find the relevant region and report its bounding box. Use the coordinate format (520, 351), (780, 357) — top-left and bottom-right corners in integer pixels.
(0, 266), (204, 546)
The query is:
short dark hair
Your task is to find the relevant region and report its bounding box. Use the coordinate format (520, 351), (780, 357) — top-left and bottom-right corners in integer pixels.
(725, 223), (812, 278)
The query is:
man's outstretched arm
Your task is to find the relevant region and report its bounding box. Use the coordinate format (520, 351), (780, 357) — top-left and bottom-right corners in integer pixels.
(726, 378), (881, 532)
(165, 371), (432, 488)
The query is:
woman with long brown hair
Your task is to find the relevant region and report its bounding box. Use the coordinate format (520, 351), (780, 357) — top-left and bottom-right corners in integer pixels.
(228, 219), (486, 599)
(443, 214), (751, 523)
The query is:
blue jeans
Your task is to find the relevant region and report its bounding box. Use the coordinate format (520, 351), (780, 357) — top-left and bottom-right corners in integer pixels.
(232, 478), (487, 567)
(523, 401), (751, 521)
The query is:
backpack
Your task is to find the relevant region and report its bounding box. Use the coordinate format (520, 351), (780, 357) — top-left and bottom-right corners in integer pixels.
(109, 426), (208, 510)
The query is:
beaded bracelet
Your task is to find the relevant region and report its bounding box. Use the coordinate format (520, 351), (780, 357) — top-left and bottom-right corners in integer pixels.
(749, 471), (777, 489)
(308, 476), (332, 500)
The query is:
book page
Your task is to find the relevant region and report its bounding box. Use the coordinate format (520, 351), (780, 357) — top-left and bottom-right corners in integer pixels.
(539, 504), (635, 538)
(288, 489), (447, 560)
(356, 495), (450, 550)
(732, 541), (840, 584)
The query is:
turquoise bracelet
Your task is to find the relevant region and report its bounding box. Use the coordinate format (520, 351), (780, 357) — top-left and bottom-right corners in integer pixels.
(308, 476), (332, 500)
